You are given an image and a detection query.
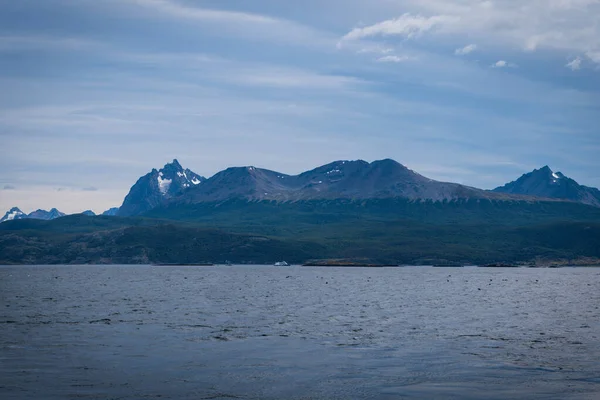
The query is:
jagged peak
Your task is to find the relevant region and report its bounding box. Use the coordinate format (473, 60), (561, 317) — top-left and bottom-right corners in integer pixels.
(165, 159), (182, 169)
(529, 166), (566, 182)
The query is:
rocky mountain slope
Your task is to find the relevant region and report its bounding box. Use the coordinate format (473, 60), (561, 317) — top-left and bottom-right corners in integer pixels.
(179, 159), (520, 204)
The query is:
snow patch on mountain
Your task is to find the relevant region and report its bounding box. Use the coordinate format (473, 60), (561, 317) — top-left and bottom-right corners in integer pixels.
(6, 210), (20, 220)
(157, 175), (172, 195)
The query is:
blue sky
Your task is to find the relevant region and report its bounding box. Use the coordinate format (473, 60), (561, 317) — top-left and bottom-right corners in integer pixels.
(1, 0), (599, 214)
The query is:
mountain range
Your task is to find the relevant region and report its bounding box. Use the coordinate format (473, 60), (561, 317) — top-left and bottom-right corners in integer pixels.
(2, 159), (599, 222)
(2, 158), (599, 265)
(117, 159), (599, 216)
(0, 207), (66, 224)
(0, 206), (118, 223)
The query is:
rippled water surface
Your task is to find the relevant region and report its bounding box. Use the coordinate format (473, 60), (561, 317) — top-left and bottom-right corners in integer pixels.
(1, 265), (600, 399)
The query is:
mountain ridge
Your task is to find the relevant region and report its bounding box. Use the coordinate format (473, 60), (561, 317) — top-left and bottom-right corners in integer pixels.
(176, 158), (534, 205)
(3, 160), (599, 222)
(0, 207), (66, 223)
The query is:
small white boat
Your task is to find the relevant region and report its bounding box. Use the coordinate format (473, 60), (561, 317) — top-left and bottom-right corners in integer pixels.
(274, 261), (289, 266)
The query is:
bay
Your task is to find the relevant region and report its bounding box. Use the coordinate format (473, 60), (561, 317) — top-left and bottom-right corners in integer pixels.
(1, 265), (599, 399)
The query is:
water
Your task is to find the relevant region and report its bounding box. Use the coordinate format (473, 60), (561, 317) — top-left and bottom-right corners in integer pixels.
(1, 265), (599, 399)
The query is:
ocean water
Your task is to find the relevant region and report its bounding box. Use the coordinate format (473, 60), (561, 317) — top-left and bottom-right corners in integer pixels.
(1, 265), (599, 399)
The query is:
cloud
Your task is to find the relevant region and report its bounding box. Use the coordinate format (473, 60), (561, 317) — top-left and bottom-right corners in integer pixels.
(586, 51), (600, 63)
(455, 44), (477, 56)
(491, 60), (517, 68)
(342, 13), (457, 41)
(357, 46), (394, 55)
(341, 1), (600, 67)
(56, 188), (67, 192)
(82, 186), (98, 192)
(3, 185), (16, 190)
(227, 67), (365, 89)
(376, 55), (415, 63)
(566, 57), (582, 70)
(128, 0), (277, 24)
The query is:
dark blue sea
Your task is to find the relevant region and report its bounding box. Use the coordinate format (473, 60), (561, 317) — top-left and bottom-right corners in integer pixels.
(1, 265), (599, 399)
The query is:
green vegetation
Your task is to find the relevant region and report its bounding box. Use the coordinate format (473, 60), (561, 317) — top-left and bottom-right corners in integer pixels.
(1, 199), (600, 265)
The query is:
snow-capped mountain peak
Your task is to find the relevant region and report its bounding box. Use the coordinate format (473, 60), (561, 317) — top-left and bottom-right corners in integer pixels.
(155, 160), (204, 196)
(117, 159), (206, 216)
(494, 166), (600, 207)
(0, 207), (26, 223)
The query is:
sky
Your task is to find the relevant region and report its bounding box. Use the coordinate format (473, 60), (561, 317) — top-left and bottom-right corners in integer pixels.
(0, 0), (599, 214)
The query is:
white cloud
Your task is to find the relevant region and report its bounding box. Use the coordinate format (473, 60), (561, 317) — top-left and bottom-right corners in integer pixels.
(566, 57), (582, 70)
(342, 13), (458, 41)
(586, 51), (600, 63)
(228, 68), (365, 89)
(455, 44), (477, 56)
(342, 0), (600, 66)
(129, 0), (276, 23)
(357, 46), (394, 55)
(491, 60), (517, 68)
(377, 55), (415, 63)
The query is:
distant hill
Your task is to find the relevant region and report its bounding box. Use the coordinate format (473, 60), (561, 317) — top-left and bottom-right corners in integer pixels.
(2, 206), (600, 265)
(494, 166), (600, 207)
(0, 214), (325, 265)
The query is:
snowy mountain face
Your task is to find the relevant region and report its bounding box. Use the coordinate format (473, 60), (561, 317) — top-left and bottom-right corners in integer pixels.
(117, 159), (206, 216)
(82, 210), (96, 216)
(0, 207), (27, 223)
(493, 166), (600, 207)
